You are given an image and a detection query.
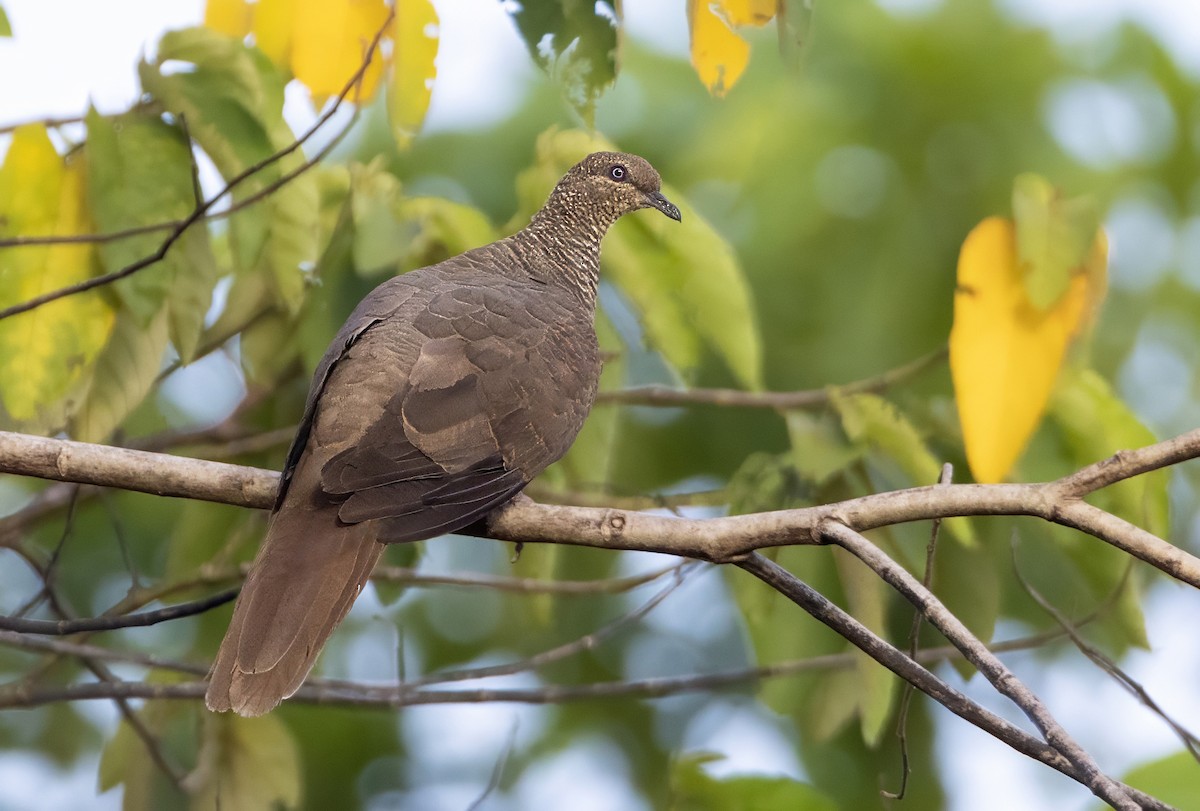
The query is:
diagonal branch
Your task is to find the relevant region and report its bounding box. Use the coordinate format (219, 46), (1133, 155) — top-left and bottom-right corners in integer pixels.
(733, 553), (1165, 811)
(821, 522), (1138, 810)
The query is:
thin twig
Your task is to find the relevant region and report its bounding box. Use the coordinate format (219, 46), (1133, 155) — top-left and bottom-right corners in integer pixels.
(594, 346), (945, 409)
(1013, 544), (1200, 763)
(0, 113), (88, 136)
(0, 623), (1076, 689)
(883, 462), (953, 801)
(403, 563), (696, 688)
(371, 561), (683, 595)
(0, 588), (238, 634)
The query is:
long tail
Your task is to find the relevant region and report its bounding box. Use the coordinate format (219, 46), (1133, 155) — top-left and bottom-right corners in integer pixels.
(205, 461), (384, 717)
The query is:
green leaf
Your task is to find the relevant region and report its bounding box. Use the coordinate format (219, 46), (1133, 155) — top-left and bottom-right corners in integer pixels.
(140, 27), (318, 315)
(0, 5), (12, 37)
(785, 409), (863, 486)
(502, 1), (620, 124)
(85, 109), (218, 358)
(86, 110), (201, 321)
(350, 161), (407, 274)
(1046, 367), (1165, 650)
(261, 165), (320, 313)
(71, 306), (170, 442)
(1012, 173), (1100, 311)
(518, 129), (763, 388)
(139, 29), (282, 179)
(835, 392), (940, 483)
(394, 196), (498, 275)
(164, 500), (253, 587)
(191, 714), (301, 811)
(1050, 368), (1167, 536)
(669, 752), (836, 811)
(778, 0), (814, 65)
(505, 541), (561, 627)
(1118, 751), (1200, 811)
(0, 126), (116, 433)
(727, 452), (813, 516)
(98, 692), (191, 810)
(201, 263), (272, 353)
(930, 534), (999, 678)
(833, 391), (977, 546)
(169, 229), (221, 363)
(98, 715), (151, 808)
(240, 309), (301, 386)
(833, 550), (898, 745)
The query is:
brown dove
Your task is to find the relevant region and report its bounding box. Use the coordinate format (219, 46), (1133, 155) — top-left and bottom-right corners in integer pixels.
(205, 151), (681, 716)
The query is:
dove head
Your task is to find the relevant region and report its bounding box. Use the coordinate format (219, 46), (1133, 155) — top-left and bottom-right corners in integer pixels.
(536, 151), (682, 235)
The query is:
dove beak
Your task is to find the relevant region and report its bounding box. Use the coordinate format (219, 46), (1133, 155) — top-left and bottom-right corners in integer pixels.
(645, 191), (682, 222)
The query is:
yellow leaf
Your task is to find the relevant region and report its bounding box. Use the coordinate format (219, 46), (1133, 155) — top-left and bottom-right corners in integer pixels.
(251, 0), (295, 66)
(718, 0), (778, 27)
(290, 0), (389, 105)
(388, 0), (439, 147)
(950, 217), (1107, 483)
(0, 126), (116, 431)
(688, 0), (751, 97)
(204, 0), (252, 39)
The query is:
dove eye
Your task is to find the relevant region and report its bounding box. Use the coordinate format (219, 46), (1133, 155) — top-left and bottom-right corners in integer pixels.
(609, 165), (627, 181)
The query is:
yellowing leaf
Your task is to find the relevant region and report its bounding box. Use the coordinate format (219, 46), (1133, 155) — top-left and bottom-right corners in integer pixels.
(1012, 173), (1101, 311)
(0, 5), (12, 37)
(0, 126), (116, 432)
(950, 216), (1106, 483)
(388, 0), (439, 147)
(718, 0), (779, 27)
(290, 0), (390, 105)
(71, 306), (170, 443)
(688, 0), (751, 97)
(204, 0), (252, 38)
(192, 714), (302, 811)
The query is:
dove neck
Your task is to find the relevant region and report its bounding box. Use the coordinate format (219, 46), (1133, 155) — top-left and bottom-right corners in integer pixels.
(519, 207), (607, 304)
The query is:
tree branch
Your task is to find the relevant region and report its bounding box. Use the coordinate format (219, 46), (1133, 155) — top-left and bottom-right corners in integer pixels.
(594, 346), (945, 409)
(732, 554), (1165, 810)
(0, 588), (238, 635)
(821, 522), (1138, 810)
(0, 427), (1194, 808)
(2, 428), (1198, 587)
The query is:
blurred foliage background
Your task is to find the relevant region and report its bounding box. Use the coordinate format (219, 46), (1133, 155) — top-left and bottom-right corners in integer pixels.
(1, 0), (1199, 809)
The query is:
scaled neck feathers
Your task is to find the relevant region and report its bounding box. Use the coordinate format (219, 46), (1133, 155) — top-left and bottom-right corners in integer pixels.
(508, 179), (626, 304)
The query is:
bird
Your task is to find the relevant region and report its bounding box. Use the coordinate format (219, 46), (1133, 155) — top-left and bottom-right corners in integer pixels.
(205, 151), (681, 716)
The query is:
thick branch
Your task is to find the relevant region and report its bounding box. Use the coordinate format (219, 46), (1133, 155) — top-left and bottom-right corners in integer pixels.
(2, 429), (1198, 588)
(0, 431), (277, 509)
